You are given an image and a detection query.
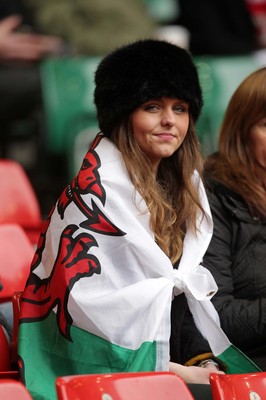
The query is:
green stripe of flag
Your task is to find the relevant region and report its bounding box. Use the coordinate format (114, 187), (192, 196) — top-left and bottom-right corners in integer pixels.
(217, 344), (262, 374)
(18, 313), (157, 400)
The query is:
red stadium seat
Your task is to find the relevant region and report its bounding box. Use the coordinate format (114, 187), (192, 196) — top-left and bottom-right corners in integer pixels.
(56, 371), (195, 400)
(210, 371), (266, 400)
(0, 224), (34, 303)
(0, 324), (11, 372)
(0, 324), (19, 380)
(0, 160), (43, 245)
(11, 291), (23, 364)
(0, 379), (33, 399)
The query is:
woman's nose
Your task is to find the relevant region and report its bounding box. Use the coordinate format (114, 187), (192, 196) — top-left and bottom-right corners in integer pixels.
(161, 111), (175, 126)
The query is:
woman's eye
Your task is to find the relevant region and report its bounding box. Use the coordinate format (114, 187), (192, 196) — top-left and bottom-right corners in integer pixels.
(174, 105), (186, 113)
(144, 104), (158, 112)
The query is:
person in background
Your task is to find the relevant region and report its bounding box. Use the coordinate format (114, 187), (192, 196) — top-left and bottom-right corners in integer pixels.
(203, 67), (266, 371)
(0, 13), (61, 136)
(23, 0), (156, 55)
(245, 0), (266, 50)
(0, 1), (64, 216)
(0, 1), (62, 127)
(172, 0), (258, 55)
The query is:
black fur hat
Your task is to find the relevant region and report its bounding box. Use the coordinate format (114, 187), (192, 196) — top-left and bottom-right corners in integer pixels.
(94, 39), (203, 136)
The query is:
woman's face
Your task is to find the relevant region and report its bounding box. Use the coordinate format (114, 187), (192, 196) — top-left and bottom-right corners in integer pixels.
(131, 97), (189, 170)
(249, 117), (266, 169)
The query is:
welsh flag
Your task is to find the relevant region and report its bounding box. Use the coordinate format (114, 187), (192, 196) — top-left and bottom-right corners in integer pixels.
(18, 135), (260, 400)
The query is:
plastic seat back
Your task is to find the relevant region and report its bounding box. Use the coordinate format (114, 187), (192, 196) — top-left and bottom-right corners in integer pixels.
(210, 372), (266, 400)
(195, 55), (260, 155)
(56, 371), (195, 400)
(40, 57), (101, 177)
(0, 324), (20, 379)
(0, 379), (33, 399)
(40, 57), (101, 154)
(0, 324), (11, 372)
(0, 160), (42, 243)
(144, 0), (179, 23)
(11, 291), (23, 364)
(0, 224), (34, 303)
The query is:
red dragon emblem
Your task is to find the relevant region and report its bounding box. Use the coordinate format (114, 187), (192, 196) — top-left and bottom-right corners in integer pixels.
(21, 134), (125, 341)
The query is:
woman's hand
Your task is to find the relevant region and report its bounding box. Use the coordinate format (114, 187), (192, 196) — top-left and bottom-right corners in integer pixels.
(169, 361), (225, 384)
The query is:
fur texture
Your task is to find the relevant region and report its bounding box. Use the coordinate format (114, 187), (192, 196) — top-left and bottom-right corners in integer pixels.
(94, 39), (203, 136)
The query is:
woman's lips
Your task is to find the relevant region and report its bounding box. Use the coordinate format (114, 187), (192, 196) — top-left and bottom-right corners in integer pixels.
(156, 133), (175, 140)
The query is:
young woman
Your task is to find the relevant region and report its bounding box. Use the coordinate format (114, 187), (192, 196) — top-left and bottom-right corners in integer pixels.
(203, 67), (266, 370)
(18, 40), (258, 400)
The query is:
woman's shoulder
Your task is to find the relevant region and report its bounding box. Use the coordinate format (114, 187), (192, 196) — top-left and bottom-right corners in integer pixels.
(203, 152), (243, 199)
(204, 174), (261, 224)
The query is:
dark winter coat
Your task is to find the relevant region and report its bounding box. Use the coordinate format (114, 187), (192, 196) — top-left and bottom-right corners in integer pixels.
(170, 293), (212, 365)
(203, 179), (266, 370)
(174, 0), (257, 55)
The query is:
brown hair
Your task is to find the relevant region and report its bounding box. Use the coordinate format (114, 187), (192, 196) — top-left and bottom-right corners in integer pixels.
(204, 67), (266, 217)
(111, 112), (204, 265)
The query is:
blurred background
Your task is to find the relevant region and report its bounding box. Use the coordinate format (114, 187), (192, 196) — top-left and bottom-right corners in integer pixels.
(0, 0), (265, 218)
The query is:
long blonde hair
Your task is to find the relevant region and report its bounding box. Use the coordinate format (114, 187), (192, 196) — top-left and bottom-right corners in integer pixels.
(204, 67), (266, 217)
(111, 114), (204, 265)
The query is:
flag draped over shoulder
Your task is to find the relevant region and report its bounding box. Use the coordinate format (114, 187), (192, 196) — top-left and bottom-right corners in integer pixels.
(18, 134), (260, 400)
